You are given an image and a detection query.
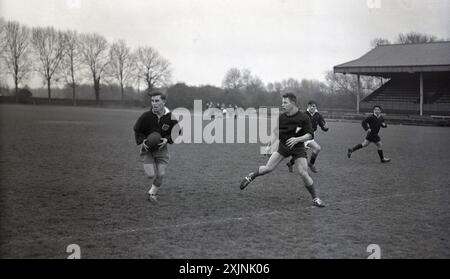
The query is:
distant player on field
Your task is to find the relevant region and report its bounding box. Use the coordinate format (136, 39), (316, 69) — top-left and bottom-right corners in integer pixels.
(347, 105), (391, 163)
(286, 100), (329, 173)
(240, 93), (325, 207)
(134, 91), (179, 202)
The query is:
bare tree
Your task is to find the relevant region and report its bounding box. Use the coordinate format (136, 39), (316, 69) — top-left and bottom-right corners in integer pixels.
(1, 21), (32, 101)
(80, 33), (109, 103)
(107, 39), (133, 102)
(31, 26), (66, 102)
(0, 18), (7, 93)
(135, 46), (171, 94)
(0, 17), (6, 54)
(61, 30), (83, 105)
(281, 78), (301, 91)
(241, 69), (264, 93)
(222, 67), (242, 90)
(396, 32), (439, 44)
(371, 37), (391, 47)
(325, 71), (383, 100)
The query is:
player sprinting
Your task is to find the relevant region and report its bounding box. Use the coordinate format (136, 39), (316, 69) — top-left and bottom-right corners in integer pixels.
(286, 100), (329, 173)
(347, 105), (391, 163)
(240, 93), (325, 207)
(133, 91), (180, 202)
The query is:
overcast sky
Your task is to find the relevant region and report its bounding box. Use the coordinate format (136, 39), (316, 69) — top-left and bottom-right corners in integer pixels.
(1, 0), (449, 87)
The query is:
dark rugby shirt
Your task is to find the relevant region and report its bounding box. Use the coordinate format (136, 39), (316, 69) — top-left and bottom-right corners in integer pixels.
(306, 111), (328, 132)
(362, 114), (387, 135)
(134, 108), (178, 145)
(278, 110), (314, 147)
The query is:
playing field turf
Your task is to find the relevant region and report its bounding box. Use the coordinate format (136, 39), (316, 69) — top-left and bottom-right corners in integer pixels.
(1, 104), (449, 258)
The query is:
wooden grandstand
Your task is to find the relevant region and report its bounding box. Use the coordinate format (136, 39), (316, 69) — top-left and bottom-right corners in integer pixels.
(334, 42), (450, 116)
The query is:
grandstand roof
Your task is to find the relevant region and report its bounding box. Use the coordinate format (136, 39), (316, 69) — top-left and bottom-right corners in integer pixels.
(334, 41), (450, 76)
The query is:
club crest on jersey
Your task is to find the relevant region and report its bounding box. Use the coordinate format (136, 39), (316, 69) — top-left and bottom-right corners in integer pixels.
(296, 126), (302, 133)
(162, 124), (170, 131)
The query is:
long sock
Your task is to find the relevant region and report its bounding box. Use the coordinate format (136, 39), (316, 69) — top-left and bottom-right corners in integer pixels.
(377, 149), (384, 161)
(351, 144), (363, 152)
(305, 183), (317, 199)
(249, 169), (260, 180)
(154, 176), (163, 187)
(289, 157), (295, 165)
(310, 153), (318, 165)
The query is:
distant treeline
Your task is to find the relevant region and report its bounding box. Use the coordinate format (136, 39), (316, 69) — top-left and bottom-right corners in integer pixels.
(0, 80), (357, 110)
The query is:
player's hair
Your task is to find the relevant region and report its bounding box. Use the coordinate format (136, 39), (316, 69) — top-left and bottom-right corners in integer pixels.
(282, 92), (297, 105)
(373, 105), (382, 110)
(307, 100), (318, 106)
(148, 91), (167, 100)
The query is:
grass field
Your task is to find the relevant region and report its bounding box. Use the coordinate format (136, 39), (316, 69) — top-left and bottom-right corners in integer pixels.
(0, 104), (449, 258)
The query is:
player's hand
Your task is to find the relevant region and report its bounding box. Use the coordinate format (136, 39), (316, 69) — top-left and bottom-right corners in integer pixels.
(142, 140), (150, 151)
(158, 137), (168, 149)
(286, 137), (300, 149)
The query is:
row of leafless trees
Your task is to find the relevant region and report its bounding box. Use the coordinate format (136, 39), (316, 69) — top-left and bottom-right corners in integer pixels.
(370, 32), (447, 47)
(0, 18), (172, 104)
(221, 67), (384, 105)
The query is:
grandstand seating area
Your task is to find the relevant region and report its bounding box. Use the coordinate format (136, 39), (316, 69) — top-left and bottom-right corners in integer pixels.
(361, 75), (450, 115)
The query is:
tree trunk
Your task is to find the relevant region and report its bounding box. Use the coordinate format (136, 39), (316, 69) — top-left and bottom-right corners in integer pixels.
(94, 78), (100, 104)
(14, 78), (19, 103)
(72, 82), (76, 106)
(47, 78), (51, 103)
(120, 82), (124, 105)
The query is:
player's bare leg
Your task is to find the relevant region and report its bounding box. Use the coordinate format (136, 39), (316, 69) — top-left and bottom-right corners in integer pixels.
(348, 139), (370, 158)
(307, 140), (321, 173)
(144, 163), (158, 202)
(375, 141), (391, 163)
(240, 152), (284, 189)
(295, 157), (325, 207)
(147, 163), (167, 202)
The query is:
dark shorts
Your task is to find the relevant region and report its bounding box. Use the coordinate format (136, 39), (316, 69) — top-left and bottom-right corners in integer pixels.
(277, 142), (307, 160)
(366, 133), (381, 143)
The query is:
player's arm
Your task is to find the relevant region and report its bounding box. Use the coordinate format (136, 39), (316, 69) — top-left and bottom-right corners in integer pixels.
(318, 114), (329, 132)
(286, 133), (312, 149)
(380, 116), (387, 128)
(270, 119), (279, 145)
(167, 115), (181, 144)
(264, 118), (279, 153)
(262, 117), (279, 155)
(159, 115), (180, 148)
(362, 116), (371, 132)
(133, 113), (147, 145)
(286, 115), (313, 148)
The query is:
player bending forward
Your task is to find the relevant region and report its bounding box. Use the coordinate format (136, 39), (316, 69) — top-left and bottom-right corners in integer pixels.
(286, 100), (329, 173)
(347, 105), (391, 163)
(134, 91), (180, 202)
(240, 93), (325, 207)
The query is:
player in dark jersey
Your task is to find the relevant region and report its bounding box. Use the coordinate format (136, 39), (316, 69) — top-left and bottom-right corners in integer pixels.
(239, 93), (325, 207)
(286, 100), (329, 173)
(347, 105), (391, 163)
(134, 91), (180, 202)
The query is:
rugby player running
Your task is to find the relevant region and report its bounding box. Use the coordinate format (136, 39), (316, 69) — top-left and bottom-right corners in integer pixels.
(240, 93), (325, 207)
